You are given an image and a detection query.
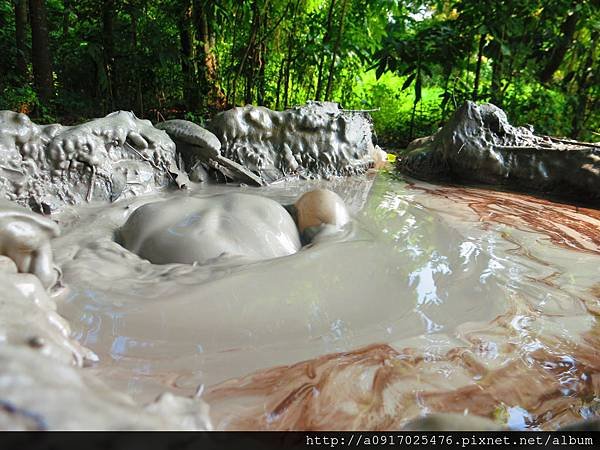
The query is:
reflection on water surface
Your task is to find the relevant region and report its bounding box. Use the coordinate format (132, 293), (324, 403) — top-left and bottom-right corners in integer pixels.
(54, 173), (600, 430)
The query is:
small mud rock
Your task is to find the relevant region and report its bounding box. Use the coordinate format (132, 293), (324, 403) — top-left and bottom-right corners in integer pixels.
(0, 200), (60, 288)
(157, 119), (264, 186)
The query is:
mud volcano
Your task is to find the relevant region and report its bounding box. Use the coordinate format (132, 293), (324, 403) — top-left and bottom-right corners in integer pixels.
(1, 102), (599, 431)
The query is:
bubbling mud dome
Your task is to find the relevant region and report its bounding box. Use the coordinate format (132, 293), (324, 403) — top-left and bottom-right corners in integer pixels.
(1, 103), (600, 430)
(118, 194), (303, 265)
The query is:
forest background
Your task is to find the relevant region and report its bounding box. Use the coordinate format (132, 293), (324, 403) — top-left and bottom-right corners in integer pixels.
(1, 0), (598, 148)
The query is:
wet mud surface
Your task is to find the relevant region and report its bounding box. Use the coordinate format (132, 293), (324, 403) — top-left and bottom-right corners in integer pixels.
(399, 102), (600, 206)
(51, 173), (600, 430)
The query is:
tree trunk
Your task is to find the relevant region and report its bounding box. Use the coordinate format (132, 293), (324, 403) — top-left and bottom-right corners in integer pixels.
(539, 11), (579, 84)
(244, 0), (263, 105)
(570, 33), (596, 138)
(194, 0), (226, 111)
(500, 54), (514, 103)
(179, 0), (199, 111)
(440, 69), (452, 120)
(490, 53), (503, 106)
(283, 49), (291, 108)
(255, 4), (269, 106)
(275, 57), (284, 110)
(231, 0), (270, 106)
(129, 4), (143, 115)
(62, 0), (70, 37)
(324, 0), (348, 101)
(283, 0), (301, 109)
(315, 0), (336, 101)
(102, 0), (115, 110)
(409, 71), (421, 140)
(256, 43), (266, 105)
(14, 0), (29, 78)
(225, 2), (243, 106)
(471, 33), (485, 102)
(29, 0), (53, 104)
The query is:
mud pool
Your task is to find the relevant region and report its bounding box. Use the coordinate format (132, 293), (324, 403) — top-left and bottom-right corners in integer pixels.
(47, 171), (600, 430)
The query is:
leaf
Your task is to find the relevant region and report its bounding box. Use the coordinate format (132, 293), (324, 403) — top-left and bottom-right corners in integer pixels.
(402, 65), (416, 76)
(375, 61), (387, 80)
(402, 73), (416, 90)
(414, 73), (422, 103)
(440, 92), (450, 109)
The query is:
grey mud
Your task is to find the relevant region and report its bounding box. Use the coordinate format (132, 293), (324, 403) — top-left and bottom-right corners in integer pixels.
(0, 103), (599, 431)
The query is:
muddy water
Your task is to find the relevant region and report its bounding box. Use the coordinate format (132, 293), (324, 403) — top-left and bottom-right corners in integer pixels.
(53, 173), (600, 430)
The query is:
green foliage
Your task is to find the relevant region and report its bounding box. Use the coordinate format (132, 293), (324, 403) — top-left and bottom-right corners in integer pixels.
(184, 111), (206, 126)
(502, 80), (571, 137)
(348, 71), (443, 147)
(0, 84), (39, 113)
(1, 0), (598, 144)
